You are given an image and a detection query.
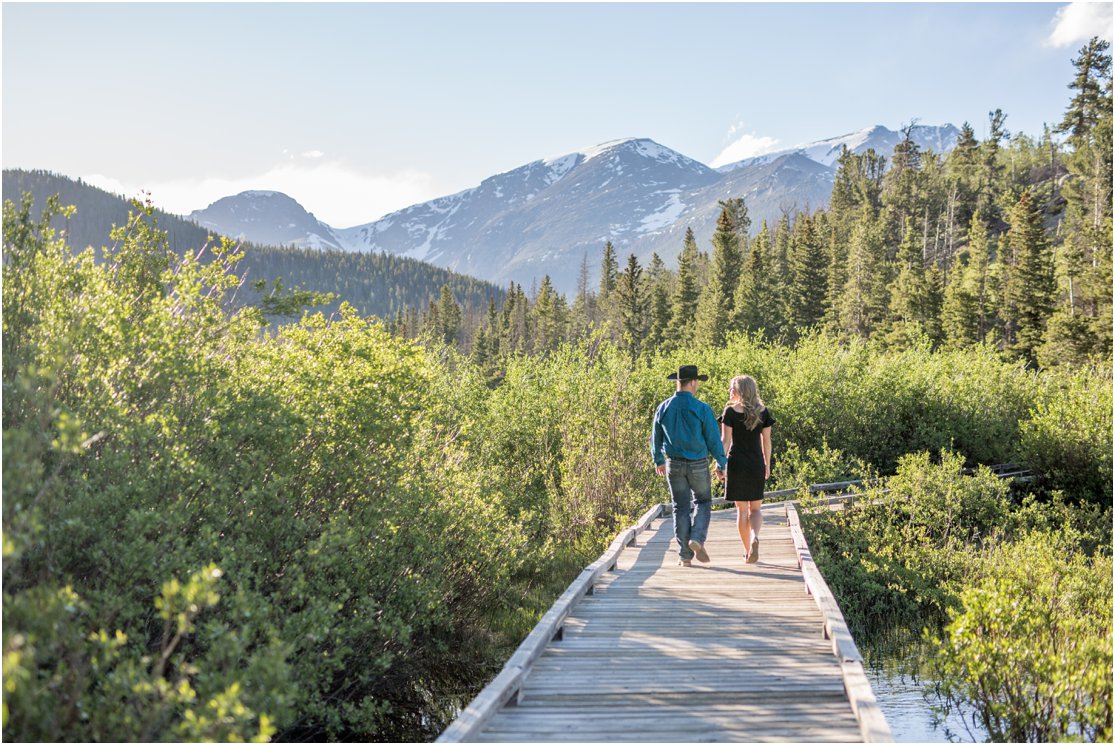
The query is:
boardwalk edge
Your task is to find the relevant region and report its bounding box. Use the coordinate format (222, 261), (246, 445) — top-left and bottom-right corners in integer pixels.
(786, 503), (895, 744)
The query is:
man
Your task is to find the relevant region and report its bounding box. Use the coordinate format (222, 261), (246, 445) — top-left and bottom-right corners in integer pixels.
(650, 365), (727, 567)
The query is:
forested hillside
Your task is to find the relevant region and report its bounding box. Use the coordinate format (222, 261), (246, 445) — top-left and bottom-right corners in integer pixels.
(1, 169), (504, 319)
(409, 39), (1112, 373)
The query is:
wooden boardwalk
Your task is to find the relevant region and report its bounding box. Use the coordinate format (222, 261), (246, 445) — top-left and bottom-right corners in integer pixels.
(439, 500), (892, 743)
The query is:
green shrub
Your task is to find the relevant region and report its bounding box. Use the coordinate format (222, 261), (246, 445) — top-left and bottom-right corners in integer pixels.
(932, 532), (1113, 742)
(802, 450), (1012, 637)
(1018, 363), (1113, 505)
(2, 198), (527, 741)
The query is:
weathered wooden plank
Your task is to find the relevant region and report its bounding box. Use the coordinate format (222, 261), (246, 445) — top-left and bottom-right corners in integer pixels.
(483, 721), (863, 736)
(476, 730), (863, 743)
(514, 690), (856, 707)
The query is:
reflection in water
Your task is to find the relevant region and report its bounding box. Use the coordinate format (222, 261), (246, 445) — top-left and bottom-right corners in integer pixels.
(866, 652), (989, 744)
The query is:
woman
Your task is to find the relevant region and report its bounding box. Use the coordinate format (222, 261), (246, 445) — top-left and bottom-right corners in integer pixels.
(719, 375), (774, 563)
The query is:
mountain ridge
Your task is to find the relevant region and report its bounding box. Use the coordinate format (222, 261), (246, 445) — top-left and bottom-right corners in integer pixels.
(24, 123), (963, 295)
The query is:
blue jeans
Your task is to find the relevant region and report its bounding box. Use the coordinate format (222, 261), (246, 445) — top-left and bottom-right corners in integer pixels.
(666, 458), (712, 560)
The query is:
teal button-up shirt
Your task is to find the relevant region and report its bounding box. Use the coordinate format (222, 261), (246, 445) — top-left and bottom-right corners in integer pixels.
(650, 390), (728, 469)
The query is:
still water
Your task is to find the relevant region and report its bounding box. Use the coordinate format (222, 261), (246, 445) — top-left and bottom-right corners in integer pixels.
(866, 654), (989, 743)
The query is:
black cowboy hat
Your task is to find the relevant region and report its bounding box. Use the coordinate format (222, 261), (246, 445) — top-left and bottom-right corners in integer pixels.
(666, 364), (708, 381)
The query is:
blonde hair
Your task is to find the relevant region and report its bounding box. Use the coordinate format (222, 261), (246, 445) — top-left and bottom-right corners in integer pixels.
(728, 375), (766, 430)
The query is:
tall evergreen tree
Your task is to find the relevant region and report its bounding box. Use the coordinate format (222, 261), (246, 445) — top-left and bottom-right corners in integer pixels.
(695, 206), (745, 346)
(531, 275), (568, 354)
(978, 109), (1009, 228)
(598, 241), (619, 300)
(667, 227), (701, 347)
(944, 122), (981, 253)
(884, 220), (937, 346)
(942, 212), (998, 350)
(838, 208), (889, 338)
(718, 197), (752, 255)
(942, 262), (980, 350)
(570, 251), (596, 336)
(597, 240), (620, 339)
(734, 223), (770, 334)
(785, 213), (828, 337)
(615, 253), (649, 357)
(435, 284), (462, 345)
(646, 253), (672, 353)
(823, 212), (848, 332)
(1001, 190), (1056, 363)
(1058, 37), (1113, 139)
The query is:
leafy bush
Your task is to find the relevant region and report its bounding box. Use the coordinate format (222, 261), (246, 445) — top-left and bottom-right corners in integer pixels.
(1018, 363), (1114, 505)
(802, 450), (1012, 637)
(932, 532), (1113, 742)
(2, 197), (526, 741)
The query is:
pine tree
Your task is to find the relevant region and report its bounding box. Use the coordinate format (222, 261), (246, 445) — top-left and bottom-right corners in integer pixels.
(924, 263), (945, 344)
(734, 223), (770, 334)
(884, 220), (933, 346)
(945, 122), (981, 252)
(718, 197), (752, 255)
(598, 240), (618, 300)
(785, 213), (828, 337)
(435, 284), (462, 345)
(941, 261), (981, 350)
(667, 227), (701, 347)
(838, 208), (889, 338)
(978, 109), (1009, 228)
(615, 253), (649, 357)
(597, 241), (620, 340)
(883, 123), (927, 244)
(531, 275), (567, 354)
(823, 212), (847, 332)
(1058, 37), (1113, 139)
(695, 207), (745, 346)
(646, 253), (672, 353)
(571, 251), (596, 336)
(768, 214), (793, 338)
(1001, 190), (1056, 363)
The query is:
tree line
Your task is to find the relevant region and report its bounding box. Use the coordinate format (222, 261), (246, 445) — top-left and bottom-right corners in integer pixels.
(406, 38), (1112, 376)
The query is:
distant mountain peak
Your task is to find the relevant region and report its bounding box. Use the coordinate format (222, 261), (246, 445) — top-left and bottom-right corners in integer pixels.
(717, 123), (961, 173)
(190, 190), (343, 250)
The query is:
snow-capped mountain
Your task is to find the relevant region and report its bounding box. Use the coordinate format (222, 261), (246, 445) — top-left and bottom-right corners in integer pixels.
(189, 124), (960, 294)
(189, 190), (343, 250)
(719, 123), (962, 172)
(335, 138), (724, 287)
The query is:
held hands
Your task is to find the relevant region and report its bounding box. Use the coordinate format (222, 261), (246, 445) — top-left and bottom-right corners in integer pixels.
(715, 467), (726, 483)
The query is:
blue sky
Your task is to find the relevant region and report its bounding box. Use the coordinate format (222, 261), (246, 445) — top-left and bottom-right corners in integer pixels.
(3, 2), (1112, 226)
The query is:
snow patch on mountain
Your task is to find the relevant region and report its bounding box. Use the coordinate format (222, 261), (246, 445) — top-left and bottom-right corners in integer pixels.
(640, 190), (687, 233)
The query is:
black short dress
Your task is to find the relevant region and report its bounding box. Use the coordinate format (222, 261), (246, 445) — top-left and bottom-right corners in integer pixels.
(719, 406), (775, 502)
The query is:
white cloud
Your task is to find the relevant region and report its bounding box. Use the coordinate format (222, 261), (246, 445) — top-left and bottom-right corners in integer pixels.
(1046, 1), (1113, 48)
(710, 132), (782, 168)
(301, 150), (325, 159)
(84, 160), (439, 227)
